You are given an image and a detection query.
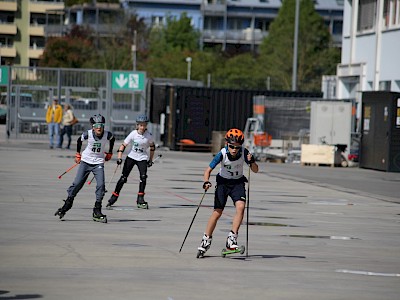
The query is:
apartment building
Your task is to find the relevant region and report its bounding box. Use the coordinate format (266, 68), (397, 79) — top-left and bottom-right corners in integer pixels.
(122, 0), (344, 53)
(45, 2), (126, 40)
(0, 0), (64, 67)
(329, 0), (400, 127)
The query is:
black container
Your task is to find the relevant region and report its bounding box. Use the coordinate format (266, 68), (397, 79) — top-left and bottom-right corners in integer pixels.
(360, 91), (400, 172)
(170, 87), (321, 149)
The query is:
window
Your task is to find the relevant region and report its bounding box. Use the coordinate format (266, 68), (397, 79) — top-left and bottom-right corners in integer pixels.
(30, 37), (45, 49)
(151, 16), (164, 27)
(30, 13), (46, 25)
(383, 0), (400, 28)
(255, 18), (271, 31)
(332, 20), (343, 35)
(0, 36), (14, 47)
(379, 80), (391, 91)
(357, 0), (377, 31)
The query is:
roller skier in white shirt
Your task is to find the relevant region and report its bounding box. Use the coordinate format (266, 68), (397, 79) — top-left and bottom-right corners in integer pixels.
(106, 114), (156, 209)
(55, 114), (115, 223)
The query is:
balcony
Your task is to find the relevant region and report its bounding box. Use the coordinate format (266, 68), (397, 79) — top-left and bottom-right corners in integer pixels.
(0, 46), (17, 58)
(0, 23), (17, 35)
(201, 2), (227, 16)
(28, 1), (64, 14)
(45, 23), (125, 38)
(337, 63), (365, 77)
(28, 26), (45, 36)
(202, 28), (267, 45)
(27, 48), (44, 59)
(0, 1), (17, 11)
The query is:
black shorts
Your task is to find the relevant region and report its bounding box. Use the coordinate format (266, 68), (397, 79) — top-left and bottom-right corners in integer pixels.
(214, 182), (246, 210)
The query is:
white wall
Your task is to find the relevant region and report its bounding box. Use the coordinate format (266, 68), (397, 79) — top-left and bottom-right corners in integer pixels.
(380, 31), (400, 80)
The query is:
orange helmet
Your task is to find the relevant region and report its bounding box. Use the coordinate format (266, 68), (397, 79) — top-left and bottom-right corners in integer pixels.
(225, 128), (244, 145)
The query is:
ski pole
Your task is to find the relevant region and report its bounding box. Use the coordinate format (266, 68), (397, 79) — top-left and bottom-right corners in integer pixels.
(151, 154), (162, 164)
(87, 174), (95, 185)
(58, 163), (78, 179)
(246, 165), (251, 257)
(105, 164), (120, 193)
(179, 190), (207, 253)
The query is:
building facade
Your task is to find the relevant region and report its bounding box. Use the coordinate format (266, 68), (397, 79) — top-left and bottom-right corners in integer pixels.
(0, 0), (64, 67)
(333, 0), (400, 129)
(44, 2), (126, 40)
(122, 0), (344, 53)
(1, 0), (344, 67)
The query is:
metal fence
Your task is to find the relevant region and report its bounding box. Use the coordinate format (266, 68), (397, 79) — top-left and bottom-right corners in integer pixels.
(0, 66), (157, 142)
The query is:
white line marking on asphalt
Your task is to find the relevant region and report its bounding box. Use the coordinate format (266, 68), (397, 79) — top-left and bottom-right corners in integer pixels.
(336, 269), (400, 277)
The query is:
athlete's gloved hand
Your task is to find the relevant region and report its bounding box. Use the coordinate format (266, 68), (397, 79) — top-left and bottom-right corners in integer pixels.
(203, 181), (212, 190)
(104, 152), (113, 161)
(117, 158), (123, 165)
(248, 153), (255, 164)
(147, 160), (153, 168)
(75, 152), (81, 164)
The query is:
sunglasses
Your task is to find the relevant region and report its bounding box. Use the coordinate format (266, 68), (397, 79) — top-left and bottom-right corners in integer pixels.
(228, 144), (241, 150)
(93, 123), (104, 128)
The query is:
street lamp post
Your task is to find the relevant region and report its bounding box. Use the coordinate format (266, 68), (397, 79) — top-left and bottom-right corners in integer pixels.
(186, 57), (192, 81)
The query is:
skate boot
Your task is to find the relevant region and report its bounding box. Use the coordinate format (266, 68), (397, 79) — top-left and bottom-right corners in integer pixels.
(136, 193), (148, 209)
(54, 197), (74, 219)
(197, 233), (212, 258)
(226, 231), (239, 250)
(106, 192), (119, 209)
(92, 202), (107, 223)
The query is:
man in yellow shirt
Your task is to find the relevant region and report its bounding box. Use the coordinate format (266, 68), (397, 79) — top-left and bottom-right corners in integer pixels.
(46, 98), (63, 149)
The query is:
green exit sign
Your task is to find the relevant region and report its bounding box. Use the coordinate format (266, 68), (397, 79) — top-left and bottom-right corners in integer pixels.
(0, 66), (8, 85)
(112, 71), (145, 91)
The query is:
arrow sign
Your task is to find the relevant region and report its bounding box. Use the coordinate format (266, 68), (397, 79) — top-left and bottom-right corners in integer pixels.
(115, 74), (128, 88)
(112, 71), (145, 91)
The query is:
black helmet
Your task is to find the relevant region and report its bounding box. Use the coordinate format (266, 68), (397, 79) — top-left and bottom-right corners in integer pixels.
(90, 114), (105, 124)
(136, 114), (149, 123)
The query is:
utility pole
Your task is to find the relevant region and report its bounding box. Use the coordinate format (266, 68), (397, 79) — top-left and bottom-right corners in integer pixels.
(292, 0), (300, 91)
(132, 30), (137, 71)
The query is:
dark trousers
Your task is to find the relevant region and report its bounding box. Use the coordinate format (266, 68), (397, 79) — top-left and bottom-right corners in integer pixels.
(59, 125), (72, 148)
(114, 157), (148, 195)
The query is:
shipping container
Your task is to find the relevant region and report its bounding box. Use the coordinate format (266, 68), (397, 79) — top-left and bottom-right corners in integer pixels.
(360, 91), (400, 172)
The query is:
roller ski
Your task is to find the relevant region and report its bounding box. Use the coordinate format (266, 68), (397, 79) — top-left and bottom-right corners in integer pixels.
(221, 231), (245, 257)
(106, 192), (119, 209)
(54, 197), (73, 220)
(137, 193), (148, 209)
(196, 234), (212, 258)
(92, 202), (107, 223)
(221, 245), (245, 257)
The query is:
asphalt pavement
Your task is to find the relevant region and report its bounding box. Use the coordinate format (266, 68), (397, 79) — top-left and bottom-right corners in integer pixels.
(0, 127), (399, 300)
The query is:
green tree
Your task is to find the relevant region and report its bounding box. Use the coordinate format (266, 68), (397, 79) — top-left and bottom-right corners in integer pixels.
(258, 0), (340, 92)
(90, 15), (150, 70)
(191, 49), (225, 86)
(146, 13), (200, 78)
(40, 15), (149, 71)
(164, 13), (199, 51)
(39, 26), (96, 68)
(213, 53), (263, 89)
